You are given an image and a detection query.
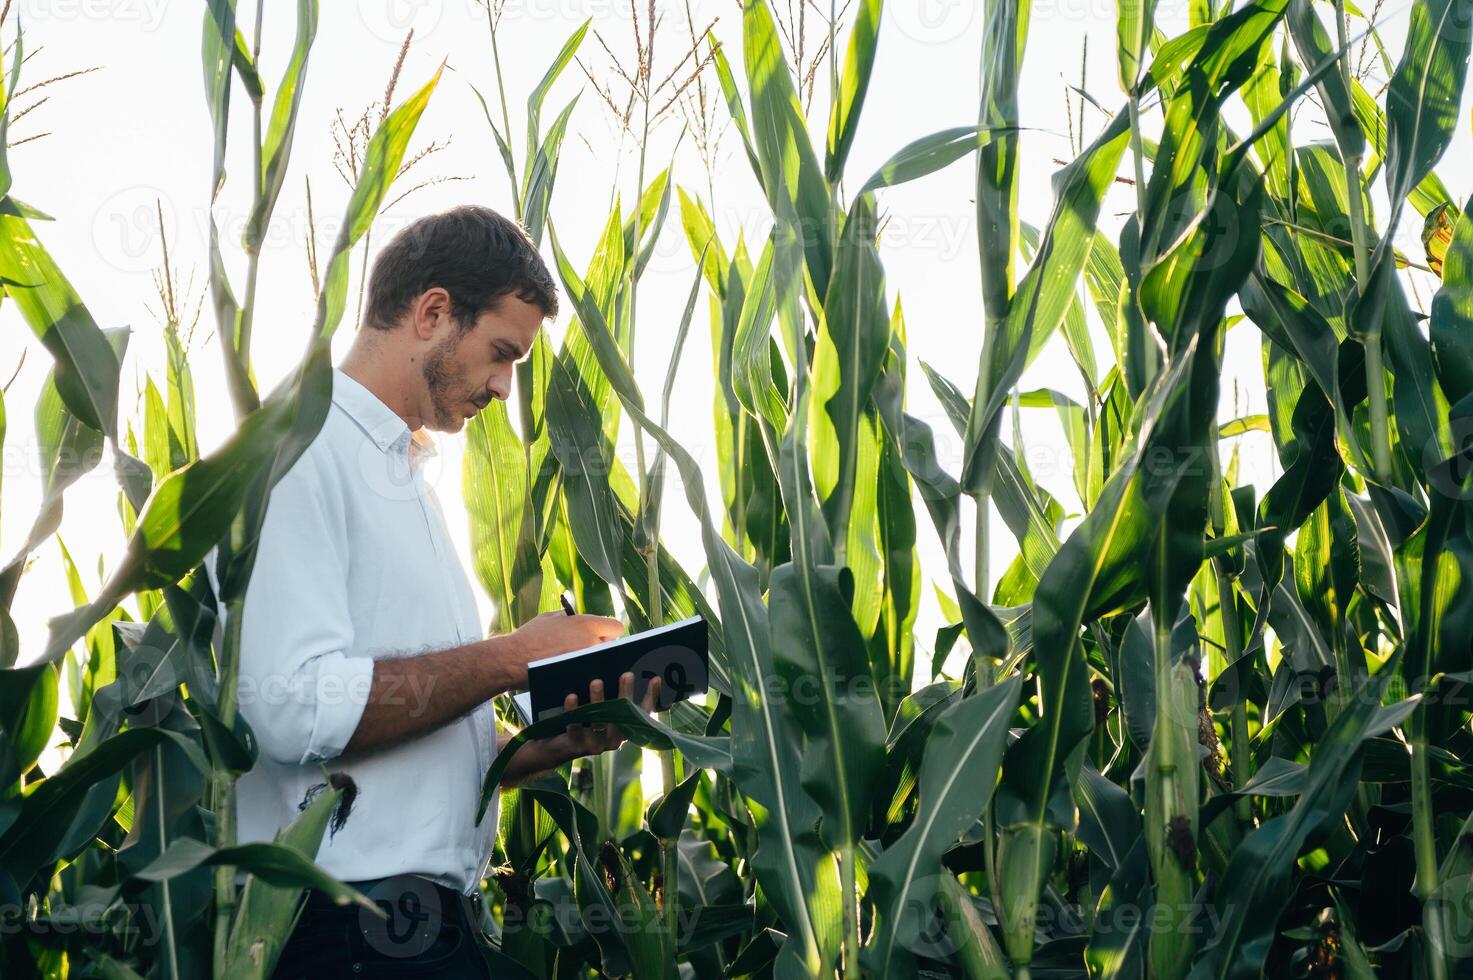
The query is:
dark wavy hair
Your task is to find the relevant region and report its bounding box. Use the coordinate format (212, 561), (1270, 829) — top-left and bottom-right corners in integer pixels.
(362, 205), (558, 331)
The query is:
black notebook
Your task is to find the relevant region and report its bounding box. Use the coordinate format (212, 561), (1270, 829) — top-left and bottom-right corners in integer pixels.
(510, 614), (709, 726)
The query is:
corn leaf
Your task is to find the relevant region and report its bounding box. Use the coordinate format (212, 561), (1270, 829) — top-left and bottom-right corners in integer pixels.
(0, 726), (207, 887)
(1118, 0), (1160, 92)
(864, 677), (1022, 978)
(223, 781), (374, 979)
(825, 0), (882, 182)
(465, 402), (543, 630)
(0, 211), (120, 435)
(1190, 674), (1416, 979)
(743, 0), (834, 296)
(1430, 207), (1473, 404)
(1383, 0), (1472, 232)
(810, 193), (889, 551)
(245, 0), (317, 252)
(976, 0), (1030, 339)
(522, 18), (589, 199)
(548, 237), (839, 972)
(962, 110), (1131, 494)
(480, 699), (732, 805)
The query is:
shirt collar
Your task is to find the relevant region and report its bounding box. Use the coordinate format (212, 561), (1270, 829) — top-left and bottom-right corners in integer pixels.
(331, 368), (413, 455)
(410, 427), (439, 462)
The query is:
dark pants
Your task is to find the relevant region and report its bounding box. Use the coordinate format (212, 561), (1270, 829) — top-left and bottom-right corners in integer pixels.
(272, 874), (493, 979)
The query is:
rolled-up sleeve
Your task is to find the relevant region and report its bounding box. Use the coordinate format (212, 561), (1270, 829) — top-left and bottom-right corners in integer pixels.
(238, 457), (375, 766)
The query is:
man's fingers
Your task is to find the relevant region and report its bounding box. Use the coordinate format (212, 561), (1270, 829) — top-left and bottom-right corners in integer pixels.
(579, 614), (625, 641)
(562, 692), (582, 736)
(584, 680), (613, 738)
(640, 676), (662, 711)
(617, 672), (634, 700)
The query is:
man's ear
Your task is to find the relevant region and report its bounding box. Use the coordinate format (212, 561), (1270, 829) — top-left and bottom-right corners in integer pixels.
(411, 287), (453, 341)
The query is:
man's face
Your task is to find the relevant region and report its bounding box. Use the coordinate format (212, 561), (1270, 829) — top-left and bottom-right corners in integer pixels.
(419, 293), (543, 433)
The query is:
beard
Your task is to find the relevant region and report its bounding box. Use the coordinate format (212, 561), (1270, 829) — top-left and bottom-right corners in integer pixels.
(421, 334), (472, 429)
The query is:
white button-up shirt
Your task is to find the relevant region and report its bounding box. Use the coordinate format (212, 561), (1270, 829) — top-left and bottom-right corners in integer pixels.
(232, 368), (498, 894)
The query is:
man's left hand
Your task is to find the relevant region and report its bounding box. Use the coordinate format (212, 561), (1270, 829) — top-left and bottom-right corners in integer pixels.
(497, 672), (666, 787)
(558, 671), (662, 756)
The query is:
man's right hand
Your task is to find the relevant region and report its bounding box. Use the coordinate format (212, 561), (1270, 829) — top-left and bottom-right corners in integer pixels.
(504, 610), (625, 687)
(342, 611), (625, 757)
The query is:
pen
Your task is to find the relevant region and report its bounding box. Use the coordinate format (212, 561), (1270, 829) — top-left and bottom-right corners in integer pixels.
(559, 591), (576, 616)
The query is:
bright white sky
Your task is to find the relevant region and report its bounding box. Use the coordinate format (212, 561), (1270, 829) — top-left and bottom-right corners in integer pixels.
(1, 1), (1462, 687)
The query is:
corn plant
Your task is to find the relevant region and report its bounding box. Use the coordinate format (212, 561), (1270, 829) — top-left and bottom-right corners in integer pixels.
(0, 2), (445, 976)
(478, 1), (1473, 978)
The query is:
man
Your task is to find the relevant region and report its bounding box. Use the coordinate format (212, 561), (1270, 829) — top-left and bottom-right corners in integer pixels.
(235, 205), (649, 978)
